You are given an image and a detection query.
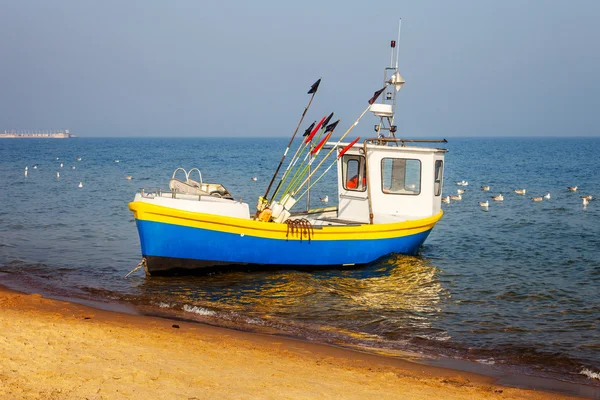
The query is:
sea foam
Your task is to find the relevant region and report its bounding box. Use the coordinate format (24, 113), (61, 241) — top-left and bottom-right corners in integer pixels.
(183, 304), (217, 316)
(580, 368), (600, 381)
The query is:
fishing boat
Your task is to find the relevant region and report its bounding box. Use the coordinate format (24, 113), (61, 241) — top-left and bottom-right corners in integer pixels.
(129, 37), (447, 275)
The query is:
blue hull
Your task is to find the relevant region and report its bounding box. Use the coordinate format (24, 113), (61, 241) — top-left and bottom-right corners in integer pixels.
(136, 219), (433, 274)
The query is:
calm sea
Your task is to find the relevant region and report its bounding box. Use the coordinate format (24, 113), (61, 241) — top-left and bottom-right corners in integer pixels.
(1, 137), (599, 394)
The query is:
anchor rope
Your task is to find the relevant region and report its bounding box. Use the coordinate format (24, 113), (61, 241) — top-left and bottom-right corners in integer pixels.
(125, 257), (146, 278)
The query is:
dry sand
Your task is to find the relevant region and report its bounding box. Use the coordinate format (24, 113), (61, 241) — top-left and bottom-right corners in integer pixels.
(0, 287), (581, 399)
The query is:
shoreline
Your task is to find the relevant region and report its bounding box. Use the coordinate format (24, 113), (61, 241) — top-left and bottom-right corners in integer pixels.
(0, 285), (593, 399)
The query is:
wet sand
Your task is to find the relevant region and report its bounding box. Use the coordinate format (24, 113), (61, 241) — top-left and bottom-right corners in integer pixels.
(0, 287), (583, 399)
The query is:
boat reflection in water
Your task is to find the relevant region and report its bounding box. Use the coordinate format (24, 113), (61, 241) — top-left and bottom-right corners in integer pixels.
(132, 254), (448, 355)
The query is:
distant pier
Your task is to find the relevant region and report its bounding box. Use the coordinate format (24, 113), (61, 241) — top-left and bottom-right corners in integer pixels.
(0, 129), (73, 139)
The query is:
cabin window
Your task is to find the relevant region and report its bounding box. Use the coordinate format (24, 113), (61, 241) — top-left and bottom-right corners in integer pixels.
(342, 155), (366, 192)
(381, 158), (421, 195)
(434, 160), (443, 196)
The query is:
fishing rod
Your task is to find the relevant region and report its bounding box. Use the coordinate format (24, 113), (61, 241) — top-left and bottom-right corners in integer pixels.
(275, 118), (334, 202)
(280, 120), (339, 199)
(286, 85), (387, 202)
(257, 78), (321, 214)
(295, 137), (361, 202)
(270, 114), (330, 203)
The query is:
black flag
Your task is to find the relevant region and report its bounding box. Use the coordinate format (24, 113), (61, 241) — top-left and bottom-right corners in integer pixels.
(308, 78), (321, 94)
(324, 119), (340, 133)
(368, 86), (386, 105)
(322, 112), (334, 129)
(303, 121), (316, 137)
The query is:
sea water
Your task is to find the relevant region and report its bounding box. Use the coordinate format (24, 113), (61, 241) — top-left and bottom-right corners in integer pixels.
(0, 137), (599, 392)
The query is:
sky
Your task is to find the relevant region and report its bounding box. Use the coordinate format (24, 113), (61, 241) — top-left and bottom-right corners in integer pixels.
(1, 0), (599, 137)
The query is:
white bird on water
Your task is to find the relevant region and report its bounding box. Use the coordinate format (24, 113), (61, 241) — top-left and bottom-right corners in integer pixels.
(319, 195), (329, 203)
(71, 166), (76, 169)
(481, 185), (490, 191)
(24, 166), (28, 177)
(33, 165), (38, 169)
(583, 197), (589, 207)
(531, 196), (543, 202)
(514, 189), (526, 195)
(450, 194), (462, 201)
(442, 196), (450, 204)
(544, 193), (551, 199)
(125, 176), (133, 180)
(78, 182), (83, 188)
(251, 177), (257, 181)
(479, 200), (489, 208)
(568, 186), (578, 192)
(56, 171), (60, 179)
(457, 189), (466, 195)
(581, 195), (593, 201)
(491, 194), (504, 201)
(60, 162), (63, 168)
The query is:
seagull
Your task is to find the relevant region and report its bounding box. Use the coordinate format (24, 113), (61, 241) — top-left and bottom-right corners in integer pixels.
(33, 165), (38, 169)
(568, 186), (578, 192)
(24, 167), (28, 177)
(514, 189), (526, 195)
(60, 162), (63, 168)
(531, 196), (543, 202)
(456, 180), (469, 186)
(125, 176), (133, 180)
(56, 171), (60, 179)
(583, 197), (589, 207)
(114, 160), (120, 163)
(251, 177), (257, 181)
(544, 193), (551, 199)
(450, 194), (462, 201)
(491, 194), (504, 201)
(442, 196), (450, 204)
(581, 195), (593, 201)
(481, 186), (490, 191)
(78, 182), (83, 188)
(319, 195), (329, 203)
(457, 189), (466, 195)
(479, 200), (489, 207)
(71, 166), (76, 169)
(76, 157), (82, 161)
(56, 157), (59, 160)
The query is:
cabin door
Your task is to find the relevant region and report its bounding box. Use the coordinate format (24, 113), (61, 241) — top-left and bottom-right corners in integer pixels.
(337, 154), (370, 223)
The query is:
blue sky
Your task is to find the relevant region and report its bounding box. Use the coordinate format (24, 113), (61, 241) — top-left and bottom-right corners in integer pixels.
(1, 0), (599, 137)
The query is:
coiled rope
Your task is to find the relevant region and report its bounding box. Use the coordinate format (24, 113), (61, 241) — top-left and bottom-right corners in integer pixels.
(285, 218), (314, 243)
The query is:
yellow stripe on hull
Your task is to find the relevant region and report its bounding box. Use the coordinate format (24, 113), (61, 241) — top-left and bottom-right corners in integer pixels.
(129, 201), (443, 241)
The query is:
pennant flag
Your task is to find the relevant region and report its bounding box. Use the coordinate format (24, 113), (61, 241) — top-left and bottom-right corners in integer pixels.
(338, 137), (361, 158)
(305, 115), (327, 143)
(311, 132), (333, 155)
(368, 86), (386, 105)
(324, 119), (340, 134)
(308, 78), (321, 94)
(322, 112), (334, 128)
(302, 121), (316, 137)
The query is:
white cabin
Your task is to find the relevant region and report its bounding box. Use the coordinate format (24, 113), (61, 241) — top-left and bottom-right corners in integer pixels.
(333, 139), (447, 224)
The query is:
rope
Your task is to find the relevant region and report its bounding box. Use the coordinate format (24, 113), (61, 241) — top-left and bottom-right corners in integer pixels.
(285, 219), (314, 243)
(125, 257), (146, 278)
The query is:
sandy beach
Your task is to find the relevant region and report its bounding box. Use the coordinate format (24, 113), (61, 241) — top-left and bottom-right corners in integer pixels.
(0, 287), (584, 399)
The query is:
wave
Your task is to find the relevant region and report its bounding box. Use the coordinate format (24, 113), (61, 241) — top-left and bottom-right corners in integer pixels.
(182, 304), (217, 316)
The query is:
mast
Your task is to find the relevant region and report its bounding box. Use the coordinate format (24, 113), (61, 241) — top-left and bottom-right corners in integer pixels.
(372, 21), (405, 140)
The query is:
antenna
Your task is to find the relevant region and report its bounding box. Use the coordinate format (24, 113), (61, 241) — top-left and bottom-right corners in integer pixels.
(395, 19), (402, 69)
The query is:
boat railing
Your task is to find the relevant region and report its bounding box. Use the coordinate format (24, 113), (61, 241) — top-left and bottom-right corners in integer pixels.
(140, 187), (233, 202)
(364, 137), (448, 147)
